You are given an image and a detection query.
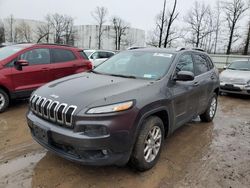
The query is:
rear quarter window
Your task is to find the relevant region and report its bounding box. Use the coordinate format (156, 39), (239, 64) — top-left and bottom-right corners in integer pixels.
(51, 49), (76, 63)
(79, 51), (89, 60)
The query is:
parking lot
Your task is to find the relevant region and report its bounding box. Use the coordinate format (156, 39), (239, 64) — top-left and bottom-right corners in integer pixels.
(0, 95), (249, 188)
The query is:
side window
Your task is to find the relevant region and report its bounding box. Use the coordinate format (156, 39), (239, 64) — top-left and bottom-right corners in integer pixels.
(90, 52), (99, 59)
(193, 54), (210, 76)
(99, 52), (107, 58)
(51, 49), (76, 63)
(106, 52), (114, 58)
(175, 54), (194, 74)
(20, 48), (50, 65)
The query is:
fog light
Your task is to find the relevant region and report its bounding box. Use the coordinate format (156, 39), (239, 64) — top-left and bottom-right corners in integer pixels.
(102, 150), (108, 155)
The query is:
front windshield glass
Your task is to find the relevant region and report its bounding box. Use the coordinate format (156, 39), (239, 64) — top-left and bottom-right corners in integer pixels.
(228, 61), (250, 71)
(94, 51), (174, 80)
(0, 45), (25, 60)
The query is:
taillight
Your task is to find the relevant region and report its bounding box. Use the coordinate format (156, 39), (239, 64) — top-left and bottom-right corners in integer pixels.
(86, 61), (93, 70)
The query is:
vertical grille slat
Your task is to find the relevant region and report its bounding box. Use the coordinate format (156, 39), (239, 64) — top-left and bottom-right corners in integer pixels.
(29, 95), (77, 128)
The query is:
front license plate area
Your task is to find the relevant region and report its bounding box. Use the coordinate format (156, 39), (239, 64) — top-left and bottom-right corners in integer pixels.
(33, 124), (49, 143)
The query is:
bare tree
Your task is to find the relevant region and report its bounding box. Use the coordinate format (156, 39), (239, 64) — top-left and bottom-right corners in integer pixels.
(214, 0), (221, 54)
(36, 18), (52, 43)
(223, 0), (247, 54)
(47, 13), (66, 44)
(243, 20), (250, 55)
(92, 6), (108, 49)
(46, 13), (75, 44)
(163, 0), (179, 48)
(5, 15), (15, 42)
(111, 17), (129, 50)
(157, 0), (167, 47)
(64, 16), (75, 45)
(16, 21), (32, 42)
(0, 21), (5, 44)
(185, 1), (213, 48)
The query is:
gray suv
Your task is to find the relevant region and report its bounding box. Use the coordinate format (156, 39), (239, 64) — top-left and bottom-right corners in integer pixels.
(26, 48), (220, 171)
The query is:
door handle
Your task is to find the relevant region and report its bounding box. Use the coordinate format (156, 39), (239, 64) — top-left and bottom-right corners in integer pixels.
(193, 82), (199, 87)
(41, 68), (49, 71)
(210, 75), (215, 80)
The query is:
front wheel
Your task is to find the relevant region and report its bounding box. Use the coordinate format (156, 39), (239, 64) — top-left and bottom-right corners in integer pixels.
(130, 116), (164, 171)
(200, 93), (218, 122)
(0, 89), (9, 113)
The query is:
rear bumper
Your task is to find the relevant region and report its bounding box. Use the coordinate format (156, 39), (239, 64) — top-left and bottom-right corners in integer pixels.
(26, 111), (135, 166)
(220, 83), (250, 95)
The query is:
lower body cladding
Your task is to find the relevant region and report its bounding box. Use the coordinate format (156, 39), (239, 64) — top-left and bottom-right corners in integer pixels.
(26, 111), (136, 166)
(220, 83), (250, 95)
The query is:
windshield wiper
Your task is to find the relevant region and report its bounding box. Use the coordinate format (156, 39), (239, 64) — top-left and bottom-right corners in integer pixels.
(109, 74), (137, 79)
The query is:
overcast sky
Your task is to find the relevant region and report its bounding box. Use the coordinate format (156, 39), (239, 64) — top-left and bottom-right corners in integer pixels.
(0, 0), (238, 32)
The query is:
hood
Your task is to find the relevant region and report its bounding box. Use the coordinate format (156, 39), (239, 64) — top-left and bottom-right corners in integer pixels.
(34, 72), (155, 110)
(220, 70), (250, 83)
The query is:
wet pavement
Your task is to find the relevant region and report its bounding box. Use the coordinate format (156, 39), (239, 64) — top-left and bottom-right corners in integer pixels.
(0, 96), (249, 188)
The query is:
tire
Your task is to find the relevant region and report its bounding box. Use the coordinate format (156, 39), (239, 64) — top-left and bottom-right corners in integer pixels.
(130, 116), (165, 171)
(200, 93), (218, 122)
(0, 89), (9, 113)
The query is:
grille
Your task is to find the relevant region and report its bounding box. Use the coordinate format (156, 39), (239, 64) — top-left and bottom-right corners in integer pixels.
(221, 77), (246, 85)
(30, 95), (77, 128)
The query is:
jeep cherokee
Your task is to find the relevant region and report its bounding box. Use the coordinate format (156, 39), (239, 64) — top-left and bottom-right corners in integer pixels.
(27, 48), (219, 171)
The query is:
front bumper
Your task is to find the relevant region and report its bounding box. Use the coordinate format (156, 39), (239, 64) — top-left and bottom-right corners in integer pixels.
(220, 82), (250, 95)
(26, 110), (136, 166)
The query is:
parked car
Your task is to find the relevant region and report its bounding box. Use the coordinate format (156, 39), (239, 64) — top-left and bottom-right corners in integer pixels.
(27, 48), (219, 171)
(0, 43), (92, 112)
(84, 49), (115, 67)
(220, 60), (250, 95)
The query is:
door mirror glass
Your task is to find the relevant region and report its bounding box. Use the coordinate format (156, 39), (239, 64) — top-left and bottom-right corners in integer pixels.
(14, 59), (29, 71)
(175, 71), (194, 81)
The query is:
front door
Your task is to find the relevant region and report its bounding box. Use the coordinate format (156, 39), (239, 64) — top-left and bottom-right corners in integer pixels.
(170, 53), (200, 128)
(11, 48), (51, 92)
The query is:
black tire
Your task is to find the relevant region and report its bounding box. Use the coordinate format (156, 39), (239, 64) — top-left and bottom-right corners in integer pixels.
(200, 93), (218, 122)
(0, 89), (9, 113)
(130, 116), (165, 171)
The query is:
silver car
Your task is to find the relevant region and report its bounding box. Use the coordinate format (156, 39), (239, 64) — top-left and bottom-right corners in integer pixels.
(84, 50), (115, 67)
(220, 60), (250, 95)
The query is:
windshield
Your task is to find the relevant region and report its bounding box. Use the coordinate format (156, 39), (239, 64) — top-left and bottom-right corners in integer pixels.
(228, 61), (250, 71)
(0, 45), (25, 60)
(94, 51), (174, 80)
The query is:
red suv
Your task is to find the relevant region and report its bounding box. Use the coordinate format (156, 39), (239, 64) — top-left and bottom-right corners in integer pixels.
(0, 43), (92, 112)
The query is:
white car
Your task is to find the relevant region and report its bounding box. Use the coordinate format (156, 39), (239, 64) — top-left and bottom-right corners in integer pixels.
(220, 60), (250, 95)
(84, 50), (115, 67)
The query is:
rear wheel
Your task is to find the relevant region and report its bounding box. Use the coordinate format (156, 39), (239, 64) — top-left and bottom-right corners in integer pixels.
(0, 89), (9, 113)
(130, 116), (164, 171)
(200, 93), (217, 122)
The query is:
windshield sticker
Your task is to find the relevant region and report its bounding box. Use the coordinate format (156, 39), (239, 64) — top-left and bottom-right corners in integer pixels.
(153, 53), (172, 58)
(144, 74), (153, 78)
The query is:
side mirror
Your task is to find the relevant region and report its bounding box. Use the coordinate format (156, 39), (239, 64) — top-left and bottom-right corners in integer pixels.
(14, 59), (29, 71)
(223, 65), (227, 70)
(174, 71), (194, 81)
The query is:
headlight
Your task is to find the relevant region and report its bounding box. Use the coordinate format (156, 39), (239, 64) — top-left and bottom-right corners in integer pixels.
(86, 101), (134, 114)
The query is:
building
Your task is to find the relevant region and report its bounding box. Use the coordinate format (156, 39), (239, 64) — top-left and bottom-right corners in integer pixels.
(74, 25), (146, 50)
(1, 18), (146, 50)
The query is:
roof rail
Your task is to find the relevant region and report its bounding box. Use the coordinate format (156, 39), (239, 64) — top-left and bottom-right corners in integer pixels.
(36, 43), (75, 48)
(192, 48), (205, 52)
(176, 47), (186, 51)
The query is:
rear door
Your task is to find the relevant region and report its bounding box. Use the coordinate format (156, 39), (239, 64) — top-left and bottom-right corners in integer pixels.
(170, 53), (200, 128)
(192, 53), (214, 114)
(11, 48), (51, 92)
(50, 48), (81, 80)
